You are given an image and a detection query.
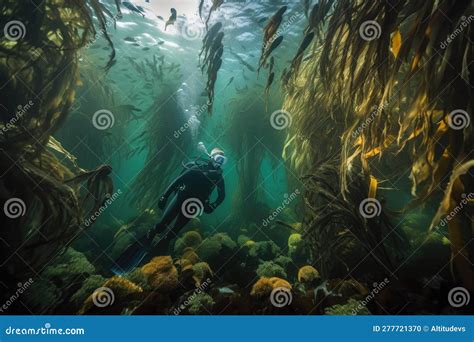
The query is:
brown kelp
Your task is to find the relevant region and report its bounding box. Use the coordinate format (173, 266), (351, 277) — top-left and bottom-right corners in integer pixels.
(226, 87), (283, 223)
(282, 0), (473, 289)
(0, 0), (118, 298)
(57, 66), (135, 166)
(200, 24), (224, 113)
(130, 85), (193, 211)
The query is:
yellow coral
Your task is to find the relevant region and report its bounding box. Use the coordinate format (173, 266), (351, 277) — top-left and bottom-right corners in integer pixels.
(181, 248), (201, 265)
(297, 265), (320, 283)
(141, 256), (178, 291)
(183, 231), (203, 247)
(244, 240), (255, 248)
(250, 277), (292, 298)
(288, 233), (302, 249)
(192, 262), (213, 284)
(79, 276), (142, 314)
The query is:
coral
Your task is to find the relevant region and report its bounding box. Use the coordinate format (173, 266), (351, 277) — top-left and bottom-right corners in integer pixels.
(250, 277), (292, 298)
(237, 234), (251, 246)
(192, 262), (213, 285)
(274, 255), (292, 269)
(256, 261), (287, 278)
(43, 248), (96, 285)
(188, 293), (215, 315)
(123, 268), (148, 289)
(181, 248), (201, 265)
(325, 298), (370, 315)
(288, 233), (302, 252)
(196, 233), (237, 262)
(174, 231), (203, 255)
(248, 241), (280, 261)
(71, 275), (106, 306)
(80, 276), (143, 314)
(141, 256), (178, 291)
(297, 265), (320, 283)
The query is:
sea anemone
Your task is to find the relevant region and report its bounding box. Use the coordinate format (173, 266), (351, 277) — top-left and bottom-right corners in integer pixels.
(141, 256), (178, 291)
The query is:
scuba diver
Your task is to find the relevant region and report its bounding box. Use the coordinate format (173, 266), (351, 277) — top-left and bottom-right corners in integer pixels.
(112, 143), (226, 274)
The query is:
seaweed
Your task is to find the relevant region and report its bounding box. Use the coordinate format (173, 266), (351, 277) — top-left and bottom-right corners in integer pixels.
(0, 0), (119, 299)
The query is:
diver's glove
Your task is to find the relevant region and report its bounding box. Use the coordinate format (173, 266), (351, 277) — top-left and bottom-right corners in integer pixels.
(204, 202), (217, 214)
(158, 195), (167, 210)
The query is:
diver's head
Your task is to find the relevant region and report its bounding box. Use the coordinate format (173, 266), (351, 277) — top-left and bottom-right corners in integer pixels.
(210, 147), (226, 167)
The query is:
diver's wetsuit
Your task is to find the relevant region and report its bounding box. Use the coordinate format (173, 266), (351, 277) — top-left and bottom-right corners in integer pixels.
(151, 160), (225, 249)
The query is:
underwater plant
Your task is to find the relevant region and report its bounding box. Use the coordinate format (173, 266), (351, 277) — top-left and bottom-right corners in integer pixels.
(282, 0), (473, 289)
(0, 0), (120, 301)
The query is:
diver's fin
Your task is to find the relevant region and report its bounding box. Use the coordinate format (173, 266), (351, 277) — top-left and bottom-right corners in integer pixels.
(111, 235), (152, 275)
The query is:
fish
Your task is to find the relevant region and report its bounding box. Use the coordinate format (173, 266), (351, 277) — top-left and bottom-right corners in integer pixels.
(289, 31), (314, 74)
(165, 8), (177, 30)
(123, 36), (136, 42)
(258, 35), (283, 73)
(224, 76), (234, 88)
(122, 2), (145, 17)
(205, 0), (224, 28)
(199, 22), (223, 60)
(202, 32), (224, 69)
(157, 41), (165, 45)
(218, 287), (235, 294)
(157, 15), (164, 20)
(199, 0), (205, 20)
(228, 47), (255, 72)
(142, 47), (150, 51)
(262, 6), (287, 52)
